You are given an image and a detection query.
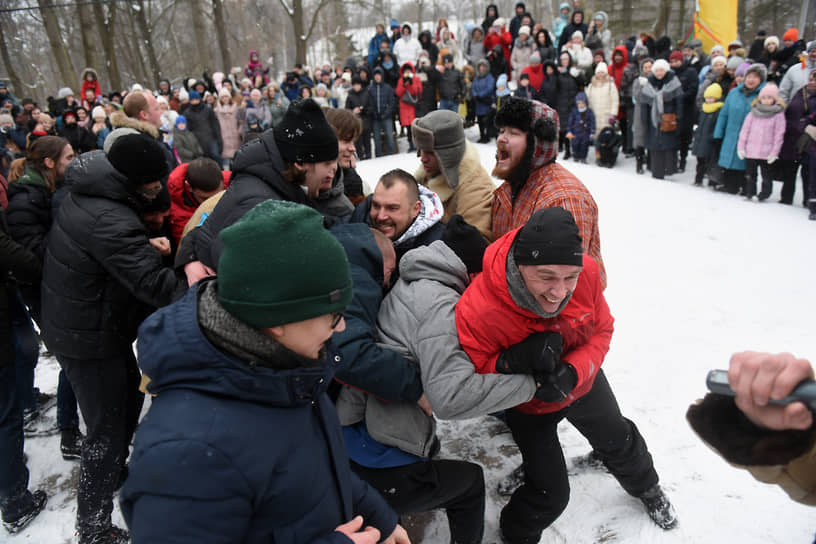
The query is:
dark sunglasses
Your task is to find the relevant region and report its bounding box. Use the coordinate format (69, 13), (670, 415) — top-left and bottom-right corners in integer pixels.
(330, 311), (345, 329)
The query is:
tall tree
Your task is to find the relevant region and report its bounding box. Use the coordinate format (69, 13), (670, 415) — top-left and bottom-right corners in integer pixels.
(278, 0), (333, 66)
(212, 0), (232, 71)
(189, 0), (210, 73)
(37, 0), (76, 86)
(93, 1), (122, 92)
(77, 2), (100, 78)
(652, 0), (671, 37)
(132, 0), (162, 85)
(0, 13), (23, 96)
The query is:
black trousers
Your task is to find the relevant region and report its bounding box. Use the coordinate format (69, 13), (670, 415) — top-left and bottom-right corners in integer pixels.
(351, 459), (485, 544)
(500, 370), (658, 544)
(649, 149), (675, 179)
(59, 348), (143, 536)
(744, 158), (773, 198)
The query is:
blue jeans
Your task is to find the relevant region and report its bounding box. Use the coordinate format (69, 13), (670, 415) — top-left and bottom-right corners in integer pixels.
(10, 294), (37, 414)
(372, 117), (395, 157)
(439, 99), (458, 112)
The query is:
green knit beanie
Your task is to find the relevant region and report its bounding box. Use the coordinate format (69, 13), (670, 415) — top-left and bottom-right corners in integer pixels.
(217, 200), (352, 328)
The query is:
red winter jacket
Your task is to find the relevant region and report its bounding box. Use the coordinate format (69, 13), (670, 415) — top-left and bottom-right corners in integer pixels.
(455, 227), (613, 415)
(484, 29), (512, 64)
(607, 45), (629, 90)
(395, 63), (423, 128)
(167, 163), (231, 245)
(521, 63), (545, 93)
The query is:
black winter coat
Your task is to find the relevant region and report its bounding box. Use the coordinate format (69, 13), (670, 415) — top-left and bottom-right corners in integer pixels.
(0, 207), (41, 367)
(416, 66), (440, 118)
(60, 123), (96, 153)
(40, 151), (186, 360)
(345, 88), (372, 130)
(174, 129), (319, 270)
(558, 11), (588, 50)
(691, 108), (721, 159)
(675, 63), (699, 136)
(438, 68), (465, 102)
(180, 102), (223, 156)
(6, 171), (52, 321)
(366, 80), (396, 120)
(554, 69), (581, 133)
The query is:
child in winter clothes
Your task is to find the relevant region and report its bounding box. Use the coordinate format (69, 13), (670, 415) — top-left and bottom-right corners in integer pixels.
(173, 115), (204, 164)
(691, 83), (724, 186)
(737, 83), (786, 200)
(472, 59), (496, 143)
(514, 73), (537, 100)
(80, 68), (102, 104)
(244, 50), (269, 85)
(567, 92), (595, 162)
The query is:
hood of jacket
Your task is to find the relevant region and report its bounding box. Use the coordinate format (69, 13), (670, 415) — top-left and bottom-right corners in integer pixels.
(612, 45), (629, 66)
(592, 11), (608, 27)
(228, 129), (297, 198)
(64, 150), (147, 210)
(109, 110), (160, 139)
(570, 9), (584, 25)
(331, 223), (384, 287)
(137, 280), (336, 406)
(399, 240), (468, 294)
(401, 62), (416, 74)
(81, 67), (98, 81)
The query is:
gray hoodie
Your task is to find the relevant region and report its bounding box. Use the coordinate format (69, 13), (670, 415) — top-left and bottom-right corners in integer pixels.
(378, 241), (535, 421)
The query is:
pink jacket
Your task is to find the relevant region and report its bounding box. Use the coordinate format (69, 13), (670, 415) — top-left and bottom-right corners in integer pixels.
(738, 110), (786, 160)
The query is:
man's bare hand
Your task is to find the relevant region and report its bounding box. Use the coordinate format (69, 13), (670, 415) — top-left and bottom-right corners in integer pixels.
(729, 351), (814, 430)
(183, 260), (216, 287)
(334, 516), (380, 544)
(417, 393), (433, 417)
(149, 236), (172, 256)
(382, 523), (411, 544)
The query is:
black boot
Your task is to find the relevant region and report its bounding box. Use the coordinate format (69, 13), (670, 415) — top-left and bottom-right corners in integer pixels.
(636, 155), (645, 175)
(60, 427), (83, 461)
(639, 485), (678, 530)
(79, 525), (130, 544)
(678, 154), (686, 173)
(2, 490), (47, 534)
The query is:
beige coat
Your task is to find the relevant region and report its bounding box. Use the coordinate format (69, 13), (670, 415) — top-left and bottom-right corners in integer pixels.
(415, 142), (494, 241)
(586, 73), (619, 138)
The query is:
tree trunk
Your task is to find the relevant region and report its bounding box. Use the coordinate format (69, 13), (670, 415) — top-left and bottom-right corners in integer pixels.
(212, 0), (232, 71)
(280, 0), (332, 67)
(415, 0), (424, 33)
(0, 15), (23, 96)
(124, 4), (150, 85)
(189, 0), (210, 73)
(93, 1), (122, 92)
(133, 0), (162, 85)
(38, 0), (76, 86)
(77, 2), (100, 77)
(652, 0), (671, 37)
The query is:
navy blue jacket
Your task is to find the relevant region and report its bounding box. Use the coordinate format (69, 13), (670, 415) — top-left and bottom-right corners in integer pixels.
(330, 224), (423, 403)
(366, 75), (395, 120)
(120, 281), (398, 543)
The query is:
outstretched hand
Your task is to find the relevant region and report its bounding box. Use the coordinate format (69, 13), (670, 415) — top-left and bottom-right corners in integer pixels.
(334, 516), (380, 544)
(729, 351), (814, 430)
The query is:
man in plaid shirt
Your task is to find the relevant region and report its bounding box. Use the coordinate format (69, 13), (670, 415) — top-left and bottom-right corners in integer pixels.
(490, 97), (606, 289)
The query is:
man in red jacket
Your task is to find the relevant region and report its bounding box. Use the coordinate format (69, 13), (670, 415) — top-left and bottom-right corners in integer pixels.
(167, 158), (230, 246)
(456, 207), (676, 543)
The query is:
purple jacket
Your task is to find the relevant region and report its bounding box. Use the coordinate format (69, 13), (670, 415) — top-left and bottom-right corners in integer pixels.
(781, 89), (816, 161)
(737, 109), (785, 160)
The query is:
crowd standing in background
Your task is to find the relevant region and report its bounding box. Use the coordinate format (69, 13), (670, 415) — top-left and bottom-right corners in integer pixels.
(0, 3), (815, 543)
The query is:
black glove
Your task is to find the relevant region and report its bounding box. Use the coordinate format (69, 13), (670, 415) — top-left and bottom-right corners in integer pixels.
(496, 331), (563, 375)
(534, 362), (577, 402)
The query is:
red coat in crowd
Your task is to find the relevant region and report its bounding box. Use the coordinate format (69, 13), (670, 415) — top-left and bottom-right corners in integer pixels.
(395, 62), (423, 128)
(607, 45), (629, 90)
(521, 63), (545, 92)
(456, 228), (613, 415)
(484, 28), (512, 65)
(167, 163), (231, 245)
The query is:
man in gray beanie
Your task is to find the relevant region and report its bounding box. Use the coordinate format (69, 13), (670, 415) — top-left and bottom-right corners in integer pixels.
(412, 110), (495, 240)
(779, 40), (816, 103)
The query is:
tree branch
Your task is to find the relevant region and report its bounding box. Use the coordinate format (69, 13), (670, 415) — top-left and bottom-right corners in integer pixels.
(305, 0), (332, 41)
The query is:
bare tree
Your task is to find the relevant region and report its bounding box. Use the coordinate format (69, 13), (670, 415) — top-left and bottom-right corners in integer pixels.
(212, 0), (232, 71)
(0, 13), (23, 95)
(132, 0), (163, 85)
(189, 0), (210, 73)
(76, 2), (100, 77)
(92, 1), (122, 91)
(277, 0), (333, 65)
(37, 0), (75, 86)
(652, 0), (671, 37)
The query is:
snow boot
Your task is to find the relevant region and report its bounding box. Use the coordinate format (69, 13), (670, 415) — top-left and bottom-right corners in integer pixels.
(60, 427), (83, 461)
(79, 525), (130, 544)
(2, 490), (47, 534)
(639, 484), (678, 530)
(497, 463), (526, 496)
(570, 450), (606, 472)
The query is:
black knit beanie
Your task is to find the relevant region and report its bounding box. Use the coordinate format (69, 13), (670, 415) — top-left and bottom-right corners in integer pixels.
(442, 214), (488, 274)
(107, 132), (170, 184)
(273, 98), (339, 164)
(514, 207), (583, 267)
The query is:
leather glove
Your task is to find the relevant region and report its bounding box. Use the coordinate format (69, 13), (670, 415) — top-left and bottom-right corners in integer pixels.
(805, 125), (816, 140)
(496, 331), (563, 376)
(737, 149), (746, 160)
(534, 362), (577, 402)
(767, 155), (777, 164)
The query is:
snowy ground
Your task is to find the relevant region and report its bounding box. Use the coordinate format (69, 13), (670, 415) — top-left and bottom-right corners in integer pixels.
(18, 126), (816, 543)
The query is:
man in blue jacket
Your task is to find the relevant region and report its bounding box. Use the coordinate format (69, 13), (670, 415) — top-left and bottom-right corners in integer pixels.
(367, 67), (396, 157)
(121, 200), (408, 544)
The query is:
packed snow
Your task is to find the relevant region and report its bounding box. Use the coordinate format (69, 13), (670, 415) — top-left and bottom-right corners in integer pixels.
(17, 127), (816, 543)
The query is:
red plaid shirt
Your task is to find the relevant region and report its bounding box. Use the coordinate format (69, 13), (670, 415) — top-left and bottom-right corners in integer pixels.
(491, 162), (606, 289)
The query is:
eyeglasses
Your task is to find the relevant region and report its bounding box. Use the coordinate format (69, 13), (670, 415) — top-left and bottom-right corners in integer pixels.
(138, 183), (163, 200)
(330, 311), (344, 329)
